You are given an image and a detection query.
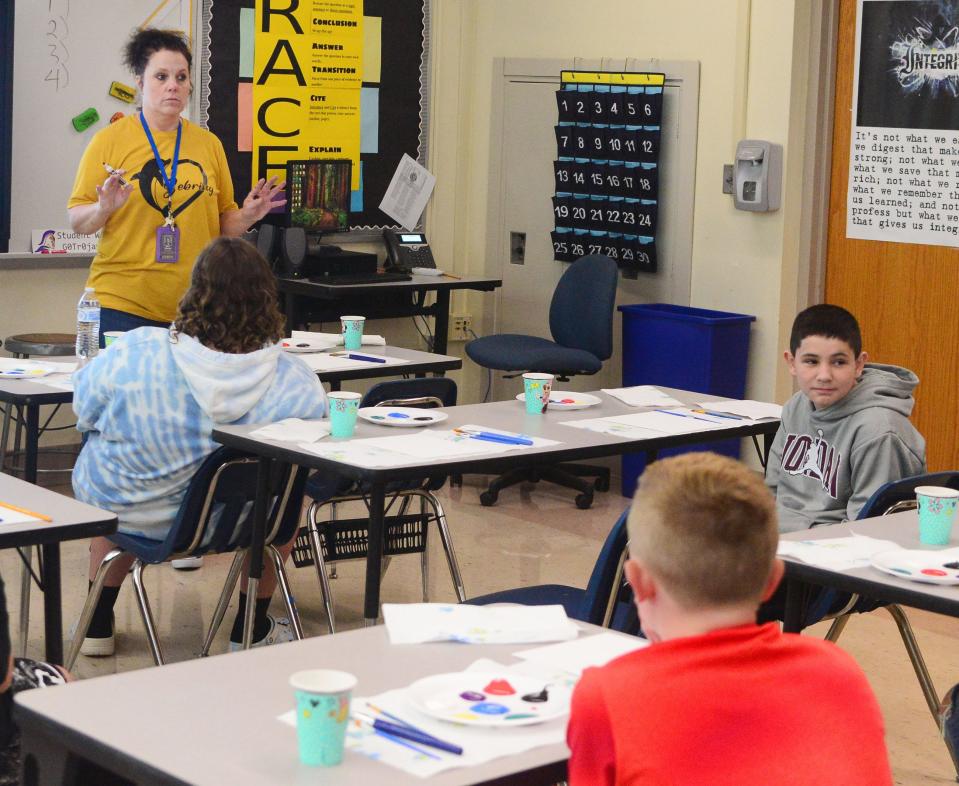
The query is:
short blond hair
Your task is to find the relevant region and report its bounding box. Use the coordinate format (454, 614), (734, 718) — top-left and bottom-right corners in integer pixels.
(628, 452), (777, 609)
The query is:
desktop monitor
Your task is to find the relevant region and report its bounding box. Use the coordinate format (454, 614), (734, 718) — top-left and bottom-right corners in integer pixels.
(285, 159), (352, 233)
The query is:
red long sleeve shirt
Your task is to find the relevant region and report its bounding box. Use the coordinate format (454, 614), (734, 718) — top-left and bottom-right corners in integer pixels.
(567, 623), (892, 785)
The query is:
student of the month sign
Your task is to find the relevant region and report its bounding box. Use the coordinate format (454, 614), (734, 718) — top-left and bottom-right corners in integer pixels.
(848, 0), (959, 246)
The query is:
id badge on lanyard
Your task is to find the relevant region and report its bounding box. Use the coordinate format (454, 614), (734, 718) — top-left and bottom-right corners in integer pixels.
(141, 113), (182, 263)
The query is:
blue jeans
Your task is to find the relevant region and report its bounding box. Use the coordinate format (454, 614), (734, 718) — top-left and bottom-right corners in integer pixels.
(99, 308), (170, 348)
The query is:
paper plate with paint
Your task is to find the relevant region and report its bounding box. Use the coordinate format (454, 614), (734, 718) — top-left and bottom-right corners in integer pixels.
(405, 672), (572, 727)
(870, 549), (959, 585)
(280, 338), (336, 353)
(0, 361), (59, 379)
(514, 391), (602, 411)
(358, 407), (448, 427)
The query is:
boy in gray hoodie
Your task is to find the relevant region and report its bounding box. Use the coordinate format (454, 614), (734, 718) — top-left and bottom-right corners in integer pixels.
(765, 304), (926, 533)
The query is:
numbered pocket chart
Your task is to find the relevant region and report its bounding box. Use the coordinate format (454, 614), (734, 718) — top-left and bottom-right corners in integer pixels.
(552, 70), (664, 274)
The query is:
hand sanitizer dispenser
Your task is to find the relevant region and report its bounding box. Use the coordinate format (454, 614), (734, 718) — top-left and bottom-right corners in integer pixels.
(733, 140), (782, 212)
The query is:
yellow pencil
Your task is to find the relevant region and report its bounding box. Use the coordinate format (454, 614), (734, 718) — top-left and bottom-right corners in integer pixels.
(0, 501), (52, 522)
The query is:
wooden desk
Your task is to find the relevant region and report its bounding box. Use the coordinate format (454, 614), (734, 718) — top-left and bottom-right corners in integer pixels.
(215, 389), (780, 625)
(779, 511), (959, 632)
(277, 274), (502, 354)
(0, 473), (116, 663)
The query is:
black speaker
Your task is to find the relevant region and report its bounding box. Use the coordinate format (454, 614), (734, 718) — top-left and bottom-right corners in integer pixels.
(279, 227), (307, 278)
(256, 223), (277, 267)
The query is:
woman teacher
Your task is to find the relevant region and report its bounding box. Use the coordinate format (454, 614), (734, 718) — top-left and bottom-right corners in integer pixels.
(68, 28), (284, 338)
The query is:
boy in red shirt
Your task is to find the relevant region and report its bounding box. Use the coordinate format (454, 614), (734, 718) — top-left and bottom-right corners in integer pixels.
(566, 452), (892, 785)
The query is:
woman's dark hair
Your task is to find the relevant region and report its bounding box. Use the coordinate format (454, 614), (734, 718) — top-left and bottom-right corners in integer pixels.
(123, 28), (192, 77)
(172, 237), (286, 354)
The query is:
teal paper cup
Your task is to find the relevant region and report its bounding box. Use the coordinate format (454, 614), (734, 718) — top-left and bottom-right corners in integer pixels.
(916, 486), (959, 546)
(340, 315), (366, 350)
(290, 669), (357, 767)
(328, 391), (362, 438)
(522, 373), (554, 414)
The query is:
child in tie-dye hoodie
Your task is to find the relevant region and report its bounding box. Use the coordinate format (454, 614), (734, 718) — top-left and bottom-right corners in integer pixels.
(72, 237), (327, 655)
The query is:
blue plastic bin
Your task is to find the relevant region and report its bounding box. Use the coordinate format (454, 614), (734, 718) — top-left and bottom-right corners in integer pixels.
(618, 303), (756, 497)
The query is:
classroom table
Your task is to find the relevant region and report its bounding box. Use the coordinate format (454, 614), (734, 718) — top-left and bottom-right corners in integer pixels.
(0, 472), (116, 664)
(0, 347), (458, 659)
(214, 389), (781, 626)
(778, 511), (959, 632)
(16, 621), (627, 785)
(276, 274), (502, 354)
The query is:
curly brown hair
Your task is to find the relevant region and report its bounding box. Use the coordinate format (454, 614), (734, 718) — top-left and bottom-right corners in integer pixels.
(172, 237), (285, 354)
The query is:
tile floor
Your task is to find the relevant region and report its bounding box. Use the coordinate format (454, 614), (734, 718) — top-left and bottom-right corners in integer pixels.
(6, 474), (958, 784)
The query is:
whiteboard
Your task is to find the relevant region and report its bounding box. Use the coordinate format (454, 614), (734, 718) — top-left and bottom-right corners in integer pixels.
(10, 0), (193, 251)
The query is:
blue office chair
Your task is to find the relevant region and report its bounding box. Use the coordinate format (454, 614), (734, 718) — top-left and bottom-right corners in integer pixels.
(292, 378), (465, 631)
(465, 254), (619, 509)
(798, 471), (959, 737)
(465, 508), (640, 635)
(66, 447), (308, 670)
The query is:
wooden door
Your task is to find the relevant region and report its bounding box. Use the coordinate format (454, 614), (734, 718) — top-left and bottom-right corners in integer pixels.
(825, 0), (959, 470)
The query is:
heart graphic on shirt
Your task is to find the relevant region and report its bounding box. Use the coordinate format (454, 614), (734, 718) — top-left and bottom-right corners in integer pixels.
(136, 157), (209, 219)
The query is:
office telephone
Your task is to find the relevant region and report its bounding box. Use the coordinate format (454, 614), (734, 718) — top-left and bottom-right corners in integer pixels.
(384, 229), (436, 272)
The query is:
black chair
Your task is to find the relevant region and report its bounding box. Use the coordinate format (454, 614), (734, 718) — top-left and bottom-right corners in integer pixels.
(292, 378), (465, 631)
(465, 254), (618, 509)
(797, 471), (959, 770)
(66, 447), (308, 670)
(466, 507), (639, 634)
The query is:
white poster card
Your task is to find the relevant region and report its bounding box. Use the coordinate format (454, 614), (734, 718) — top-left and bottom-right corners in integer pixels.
(847, 0), (959, 247)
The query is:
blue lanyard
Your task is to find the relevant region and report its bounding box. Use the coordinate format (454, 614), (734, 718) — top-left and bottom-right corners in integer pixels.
(139, 112), (182, 202)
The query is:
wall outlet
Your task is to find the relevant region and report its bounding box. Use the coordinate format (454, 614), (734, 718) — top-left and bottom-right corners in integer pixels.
(450, 314), (473, 342)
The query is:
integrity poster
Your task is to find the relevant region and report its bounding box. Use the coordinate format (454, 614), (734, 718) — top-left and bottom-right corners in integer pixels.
(848, 0), (959, 246)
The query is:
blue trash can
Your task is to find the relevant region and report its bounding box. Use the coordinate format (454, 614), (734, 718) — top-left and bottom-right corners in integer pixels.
(618, 304), (756, 497)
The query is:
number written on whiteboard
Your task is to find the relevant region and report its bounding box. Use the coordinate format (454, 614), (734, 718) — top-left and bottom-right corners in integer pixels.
(44, 0), (71, 91)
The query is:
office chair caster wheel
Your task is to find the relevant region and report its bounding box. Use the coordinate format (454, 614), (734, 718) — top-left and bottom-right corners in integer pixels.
(479, 490), (498, 507)
(575, 492), (594, 510)
(594, 476), (610, 493)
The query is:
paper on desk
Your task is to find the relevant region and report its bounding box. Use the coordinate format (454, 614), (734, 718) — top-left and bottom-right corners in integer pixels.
(601, 386), (683, 407)
(0, 505), (48, 526)
(697, 399), (782, 420)
(514, 632), (649, 675)
(278, 658), (574, 778)
(378, 153), (436, 230)
(777, 535), (901, 571)
(291, 330), (387, 347)
(250, 418), (330, 443)
(561, 409), (728, 439)
(383, 603), (578, 644)
(295, 353), (407, 373)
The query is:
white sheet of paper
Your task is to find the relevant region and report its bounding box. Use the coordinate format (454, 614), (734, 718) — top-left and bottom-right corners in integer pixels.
(777, 535), (901, 571)
(601, 410), (728, 435)
(0, 505), (47, 526)
(698, 399), (782, 420)
(295, 353), (408, 372)
(291, 330), (387, 347)
(513, 632), (649, 675)
(278, 658), (574, 778)
(249, 418), (330, 443)
(378, 153), (436, 230)
(600, 386), (683, 407)
(383, 603), (578, 644)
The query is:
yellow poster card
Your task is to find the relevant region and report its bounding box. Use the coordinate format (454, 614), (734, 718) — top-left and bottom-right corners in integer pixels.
(252, 0), (363, 189)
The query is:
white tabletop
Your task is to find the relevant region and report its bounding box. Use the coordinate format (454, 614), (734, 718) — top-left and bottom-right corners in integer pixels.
(15, 623), (628, 785)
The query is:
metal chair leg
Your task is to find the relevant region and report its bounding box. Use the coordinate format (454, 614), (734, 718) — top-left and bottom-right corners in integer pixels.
(0, 403), (13, 474)
(824, 613), (851, 643)
(18, 549), (31, 657)
(413, 490), (465, 602)
(130, 561), (164, 666)
(200, 552), (245, 657)
(886, 604), (940, 723)
(267, 544), (304, 640)
(65, 547), (126, 671)
(420, 495), (430, 602)
(307, 502), (336, 634)
(328, 501), (338, 580)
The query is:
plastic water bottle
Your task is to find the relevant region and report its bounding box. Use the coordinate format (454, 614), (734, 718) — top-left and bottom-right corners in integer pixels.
(75, 287), (101, 364)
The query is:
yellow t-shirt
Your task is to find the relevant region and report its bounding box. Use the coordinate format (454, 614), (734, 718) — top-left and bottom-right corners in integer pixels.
(68, 115), (238, 322)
